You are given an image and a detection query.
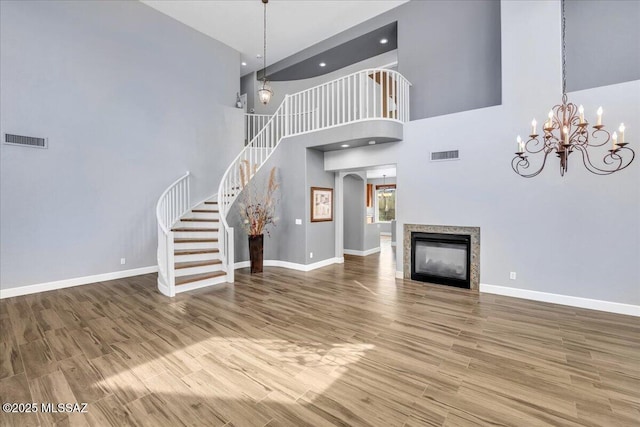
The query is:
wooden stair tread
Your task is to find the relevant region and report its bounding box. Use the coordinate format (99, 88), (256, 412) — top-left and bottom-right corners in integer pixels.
(174, 238), (218, 243)
(192, 209), (219, 213)
(174, 248), (219, 255)
(181, 218), (219, 222)
(171, 227), (219, 232)
(175, 259), (222, 269)
(175, 271), (226, 286)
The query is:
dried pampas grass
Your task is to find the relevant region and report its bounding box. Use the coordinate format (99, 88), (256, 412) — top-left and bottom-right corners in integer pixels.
(238, 167), (279, 236)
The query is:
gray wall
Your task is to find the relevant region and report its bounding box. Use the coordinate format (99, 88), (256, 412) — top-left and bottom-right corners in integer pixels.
(240, 72), (256, 112)
(305, 149), (336, 263)
(565, 0), (640, 91)
(364, 224), (381, 252)
(0, 0), (243, 289)
(230, 136), (335, 265)
(262, 0), (502, 121)
(343, 175), (365, 251)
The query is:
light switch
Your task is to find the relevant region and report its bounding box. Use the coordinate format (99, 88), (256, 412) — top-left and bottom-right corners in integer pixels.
(295, 219), (302, 225)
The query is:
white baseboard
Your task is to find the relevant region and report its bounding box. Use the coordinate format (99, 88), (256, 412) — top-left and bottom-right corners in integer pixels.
(480, 283), (640, 317)
(343, 247), (381, 256)
(0, 266), (158, 299)
(395, 271), (404, 279)
(390, 242), (396, 247)
(235, 257), (343, 272)
(380, 232), (392, 236)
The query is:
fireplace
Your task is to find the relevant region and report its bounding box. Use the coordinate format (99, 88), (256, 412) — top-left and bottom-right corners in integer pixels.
(403, 224), (480, 290)
(411, 232), (471, 288)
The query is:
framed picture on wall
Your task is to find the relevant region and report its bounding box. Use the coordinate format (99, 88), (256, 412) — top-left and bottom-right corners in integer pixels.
(310, 187), (333, 222)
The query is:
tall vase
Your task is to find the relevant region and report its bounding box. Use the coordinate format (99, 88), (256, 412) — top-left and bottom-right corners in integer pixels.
(248, 234), (264, 274)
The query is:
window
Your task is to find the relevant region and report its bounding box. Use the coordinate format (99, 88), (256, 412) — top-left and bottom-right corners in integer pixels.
(375, 185), (396, 222)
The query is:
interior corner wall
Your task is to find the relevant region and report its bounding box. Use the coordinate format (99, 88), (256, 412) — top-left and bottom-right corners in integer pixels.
(394, 0), (640, 306)
(343, 174), (365, 251)
(0, 0), (243, 289)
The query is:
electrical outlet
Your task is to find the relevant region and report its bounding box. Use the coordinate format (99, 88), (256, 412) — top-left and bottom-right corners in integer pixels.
(121, 258), (126, 265)
(310, 252), (313, 259)
(509, 272), (516, 280)
(295, 219), (302, 225)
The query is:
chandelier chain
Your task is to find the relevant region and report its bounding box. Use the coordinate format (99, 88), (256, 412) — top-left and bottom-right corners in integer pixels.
(561, 0), (567, 98)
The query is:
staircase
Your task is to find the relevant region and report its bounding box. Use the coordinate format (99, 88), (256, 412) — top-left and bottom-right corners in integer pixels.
(157, 68), (411, 296)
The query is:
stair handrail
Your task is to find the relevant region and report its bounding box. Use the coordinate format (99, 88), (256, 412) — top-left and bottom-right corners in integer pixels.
(156, 171), (191, 297)
(218, 68), (412, 280)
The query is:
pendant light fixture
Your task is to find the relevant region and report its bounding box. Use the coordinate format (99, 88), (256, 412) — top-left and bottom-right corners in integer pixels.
(512, 0), (634, 177)
(257, 0), (273, 105)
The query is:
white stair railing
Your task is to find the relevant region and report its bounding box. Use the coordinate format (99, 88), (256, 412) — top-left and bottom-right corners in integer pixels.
(218, 69), (411, 280)
(156, 171), (190, 297)
(245, 113), (271, 145)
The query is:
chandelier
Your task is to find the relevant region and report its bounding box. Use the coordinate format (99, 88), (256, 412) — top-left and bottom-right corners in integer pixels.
(257, 0), (273, 105)
(512, 0), (634, 177)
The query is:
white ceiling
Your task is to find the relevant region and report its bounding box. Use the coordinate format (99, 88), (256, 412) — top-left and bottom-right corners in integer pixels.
(140, 0), (408, 74)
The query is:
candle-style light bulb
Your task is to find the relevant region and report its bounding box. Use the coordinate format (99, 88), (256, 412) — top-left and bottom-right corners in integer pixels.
(547, 110), (554, 128)
(612, 131), (618, 150)
(563, 126), (569, 144)
(531, 118), (537, 135)
(596, 106), (603, 126)
(618, 123), (625, 144)
(517, 135), (523, 153)
(578, 105), (585, 124)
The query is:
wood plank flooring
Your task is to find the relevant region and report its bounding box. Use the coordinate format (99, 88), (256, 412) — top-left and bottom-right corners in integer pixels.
(1, 240), (639, 426)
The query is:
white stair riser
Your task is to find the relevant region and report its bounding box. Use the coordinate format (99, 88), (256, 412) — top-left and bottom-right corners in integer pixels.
(174, 230), (219, 239)
(194, 202), (218, 210)
(174, 241), (218, 250)
(174, 252), (220, 263)
(175, 275), (227, 293)
(188, 212), (220, 220)
(175, 221), (219, 229)
(175, 263), (223, 277)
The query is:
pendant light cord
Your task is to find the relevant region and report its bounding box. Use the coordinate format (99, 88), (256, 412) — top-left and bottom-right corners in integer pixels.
(263, 0), (267, 81)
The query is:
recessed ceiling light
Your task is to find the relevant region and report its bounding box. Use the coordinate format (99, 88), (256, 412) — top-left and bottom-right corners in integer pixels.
(341, 144), (350, 148)
(319, 62), (326, 67)
(368, 140), (376, 145)
(380, 38), (388, 44)
(241, 62), (247, 66)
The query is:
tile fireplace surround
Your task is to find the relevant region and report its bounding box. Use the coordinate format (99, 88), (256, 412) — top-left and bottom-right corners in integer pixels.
(403, 224), (480, 290)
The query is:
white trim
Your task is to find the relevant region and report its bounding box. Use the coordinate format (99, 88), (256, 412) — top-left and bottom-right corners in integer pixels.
(480, 283), (640, 317)
(379, 232), (392, 236)
(0, 266), (158, 299)
(390, 242), (396, 247)
(395, 270), (404, 279)
(234, 257), (343, 272)
(343, 247), (381, 256)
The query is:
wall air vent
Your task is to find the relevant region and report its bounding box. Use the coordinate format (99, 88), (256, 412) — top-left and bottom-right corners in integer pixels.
(4, 133), (47, 149)
(430, 150), (459, 161)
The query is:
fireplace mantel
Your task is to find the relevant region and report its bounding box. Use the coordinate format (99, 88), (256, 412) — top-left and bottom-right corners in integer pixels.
(403, 224), (480, 290)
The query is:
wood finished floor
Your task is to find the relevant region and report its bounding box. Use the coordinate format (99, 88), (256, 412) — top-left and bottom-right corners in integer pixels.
(1, 240), (639, 426)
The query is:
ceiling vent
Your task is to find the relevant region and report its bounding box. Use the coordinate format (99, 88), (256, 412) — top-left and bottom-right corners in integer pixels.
(430, 150), (459, 161)
(4, 133), (47, 149)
